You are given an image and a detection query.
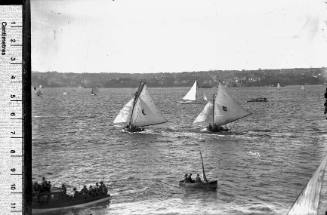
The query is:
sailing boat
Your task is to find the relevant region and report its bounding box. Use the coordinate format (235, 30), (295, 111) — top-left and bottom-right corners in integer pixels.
(277, 83), (281, 89)
(113, 81), (167, 132)
(179, 81), (205, 104)
(288, 156), (327, 215)
(91, 87), (98, 96)
(179, 151), (217, 190)
(193, 82), (251, 132)
(33, 85), (42, 96)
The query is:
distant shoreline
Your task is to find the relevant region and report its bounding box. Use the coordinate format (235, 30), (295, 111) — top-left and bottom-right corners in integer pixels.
(32, 68), (325, 88)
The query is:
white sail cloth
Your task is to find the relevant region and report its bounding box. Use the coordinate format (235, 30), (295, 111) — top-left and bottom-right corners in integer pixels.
(288, 156), (327, 215)
(131, 85), (167, 127)
(182, 81), (197, 101)
(213, 83), (250, 126)
(113, 84), (166, 127)
(193, 101), (213, 124)
(113, 98), (134, 125)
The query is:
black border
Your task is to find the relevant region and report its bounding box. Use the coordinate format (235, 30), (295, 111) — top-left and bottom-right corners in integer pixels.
(1, 1), (31, 214)
(22, 0), (32, 214)
(0, 0), (23, 5)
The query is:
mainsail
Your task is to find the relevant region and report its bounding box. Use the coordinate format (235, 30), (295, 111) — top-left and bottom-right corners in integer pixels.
(182, 81), (198, 101)
(288, 156), (327, 215)
(113, 82), (167, 127)
(213, 83), (251, 126)
(193, 101), (213, 124)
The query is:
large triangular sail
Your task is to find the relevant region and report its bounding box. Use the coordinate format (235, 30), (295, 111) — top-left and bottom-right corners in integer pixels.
(213, 83), (251, 126)
(193, 101), (213, 124)
(113, 82), (167, 127)
(288, 156), (327, 215)
(182, 81), (198, 101)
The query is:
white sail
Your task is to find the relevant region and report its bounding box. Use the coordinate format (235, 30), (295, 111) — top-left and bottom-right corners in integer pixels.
(203, 94), (208, 101)
(131, 85), (167, 127)
(277, 83), (280, 88)
(288, 156), (327, 215)
(193, 101), (213, 124)
(113, 98), (134, 125)
(213, 83), (251, 126)
(182, 81), (197, 101)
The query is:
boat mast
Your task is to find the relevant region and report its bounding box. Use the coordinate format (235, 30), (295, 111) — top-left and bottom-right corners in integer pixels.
(212, 94), (215, 126)
(129, 81), (145, 127)
(200, 151), (208, 182)
(195, 81), (198, 101)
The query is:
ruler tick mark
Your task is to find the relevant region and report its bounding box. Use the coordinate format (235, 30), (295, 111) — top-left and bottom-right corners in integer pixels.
(11, 155), (22, 157)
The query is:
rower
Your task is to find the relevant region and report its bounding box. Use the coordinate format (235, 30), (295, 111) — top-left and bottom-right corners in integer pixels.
(61, 184), (66, 195)
(81, 185), (88, 195)
(195, 174), (202, 183)
(184, 174), (188, 182)
(187, 174), (194, 183)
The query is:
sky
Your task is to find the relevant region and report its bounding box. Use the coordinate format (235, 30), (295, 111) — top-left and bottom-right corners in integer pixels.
(31, 0), (327, 73)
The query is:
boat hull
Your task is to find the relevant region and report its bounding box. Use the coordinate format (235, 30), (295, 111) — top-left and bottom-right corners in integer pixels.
(247, 98), (267, 102)
(179, 180), (217, 191)
(32, 196), (111, 214)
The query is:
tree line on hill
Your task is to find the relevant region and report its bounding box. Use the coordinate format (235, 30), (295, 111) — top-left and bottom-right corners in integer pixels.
(32, 68), (325, 88)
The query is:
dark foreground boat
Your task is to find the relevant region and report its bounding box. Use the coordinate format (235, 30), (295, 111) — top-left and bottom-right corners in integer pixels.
(247, 97), (268, 102)
(179, 180), (217, 191)
(32, 179), (110, 214)
(179, 152), (218, 191)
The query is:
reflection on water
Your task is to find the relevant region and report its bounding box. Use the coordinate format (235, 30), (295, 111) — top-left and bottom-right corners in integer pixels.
(33, 85), (327, 214)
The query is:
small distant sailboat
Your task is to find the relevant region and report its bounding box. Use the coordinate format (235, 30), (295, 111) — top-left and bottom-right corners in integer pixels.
(193, 82), (251, 132)
(277, 83), (281, 89)
(113, 81), (167, 132)
(91, 87), (98, 96)
(33, 85), (42, 96)
(179, 81), (205, 104)
(288, 156), (327, 215)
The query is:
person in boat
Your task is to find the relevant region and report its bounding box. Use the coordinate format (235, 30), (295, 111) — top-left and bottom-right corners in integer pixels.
(73, 187), (80, 198)
(61, 184), (67, 195)
(195, 174), (202, 183)
(81, 185), (88, 195)
(183, 174), (188, 182)
(187, 174), (194, 183)
(100, 181), (108, 194)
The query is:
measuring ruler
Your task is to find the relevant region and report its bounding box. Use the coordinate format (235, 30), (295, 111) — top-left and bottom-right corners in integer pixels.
(0, 5), (24, 214)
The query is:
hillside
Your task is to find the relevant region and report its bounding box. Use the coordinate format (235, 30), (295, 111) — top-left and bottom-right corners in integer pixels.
(32, 68), (324, 88)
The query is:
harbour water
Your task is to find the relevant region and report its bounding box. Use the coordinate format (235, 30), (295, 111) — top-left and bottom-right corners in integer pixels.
(32, 85), (327, 215)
